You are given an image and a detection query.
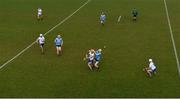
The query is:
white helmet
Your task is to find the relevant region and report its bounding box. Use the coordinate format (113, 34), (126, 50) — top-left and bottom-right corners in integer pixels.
(149, 59), (153, 62)
(58, 35), (61, 38)
(98, 49), (102, 52)
(40, 34), (43, 37)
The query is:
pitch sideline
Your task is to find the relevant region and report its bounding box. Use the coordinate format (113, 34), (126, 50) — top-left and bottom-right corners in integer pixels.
(163, 0), (180, 76)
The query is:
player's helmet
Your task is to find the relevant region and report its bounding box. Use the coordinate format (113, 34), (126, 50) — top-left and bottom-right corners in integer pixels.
(149, 59), (153, 62)
(98, 49), (102, 52)
(58, 35), (61, 38)
(40, 34), (43, 37)
(91, 49), (95, 52)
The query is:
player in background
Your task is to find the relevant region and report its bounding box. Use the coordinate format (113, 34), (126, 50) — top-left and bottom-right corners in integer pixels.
(143, 59), (157, 77)
(100, 12), (106, 25)
(132, 8), (138, 21)
(54, 35), (63, 56)
(37, 34), (45, 54)
(85, 49), (95, 70)
(94, 49), (102, 69)
(37, 8), (43, 21)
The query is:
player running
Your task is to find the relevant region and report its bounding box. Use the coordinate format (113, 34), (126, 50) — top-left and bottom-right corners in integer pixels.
(37, 34), (45, 54)
(132, 8), (138, 21)
(94, 49), (102, 69)
(37, 8), (43, 21)
(85, 49), (95, 70)
(54, 35), (63, 56)
(100, 12), (106, 25)
(143, 59), (157, 77)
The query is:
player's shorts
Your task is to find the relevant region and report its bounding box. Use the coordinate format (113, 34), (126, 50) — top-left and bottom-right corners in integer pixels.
(151, 68), (157, 73)
(38, 13), (42, 16)
(88, 59), (94, 65)
(56, 45), (61, 47)
(95, 58), (100, 62)
(133, 15), (137, 17)
(40, 43), (44, 47)
(101, 20), (105, 23)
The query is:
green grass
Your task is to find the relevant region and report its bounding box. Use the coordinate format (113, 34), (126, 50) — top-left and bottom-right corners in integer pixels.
(0, 0), (180, 97)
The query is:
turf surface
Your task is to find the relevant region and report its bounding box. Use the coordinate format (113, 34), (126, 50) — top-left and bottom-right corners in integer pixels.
(0, 0), (180, 97)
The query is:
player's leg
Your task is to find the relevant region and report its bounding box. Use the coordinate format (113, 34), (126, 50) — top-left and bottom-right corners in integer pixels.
(94, 61), (99, 69)
(40, 14), (43, 20)
(58, 46), (61, 55)
(133, 15), (137, 21)
(146, 69), (152, 77)
(101, 20), (104, 25)
(143, 67), (152, 77)
(37, 14), (40, 21)
(88, 63), (93, 70)
(40, 44), (44, 54)
(59, 46), (62, 53)
(88, 61), (93, 71)
(56, 46), (59, 55)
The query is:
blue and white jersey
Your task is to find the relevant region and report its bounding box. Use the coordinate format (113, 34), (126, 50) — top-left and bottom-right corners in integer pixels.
(95, 51), (101, 61)
(149, 62), (156, 71)
(38, 8), (42, 15)
(88, 52), (94, 61)
(55, 37), (63, 46)
(38, 36), (45, 44)
(100, 14), (106, 21)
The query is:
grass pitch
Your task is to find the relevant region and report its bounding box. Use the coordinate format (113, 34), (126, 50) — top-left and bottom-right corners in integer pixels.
(0, 0), (180, 98)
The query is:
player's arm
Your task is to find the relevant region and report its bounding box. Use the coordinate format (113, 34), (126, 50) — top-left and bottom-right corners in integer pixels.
(61, 39), (63, 46)
(36, 38), (39, 44)
(100, 16), (102, 20)
(54, 39), (56, 43)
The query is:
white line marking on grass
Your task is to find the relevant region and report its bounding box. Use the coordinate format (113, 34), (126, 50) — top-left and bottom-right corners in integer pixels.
(117, 16), (121, 23)
(163, 0), (180, 76)
(0, 0), (91, 70)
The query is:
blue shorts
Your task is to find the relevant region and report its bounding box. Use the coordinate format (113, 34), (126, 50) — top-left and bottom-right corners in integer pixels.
(152, 68), (157, 73)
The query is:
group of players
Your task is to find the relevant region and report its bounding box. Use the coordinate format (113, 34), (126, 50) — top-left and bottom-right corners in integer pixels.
(84, 49), (102, 71)
(37, 34), (63, 56)
(36, 7), (157, 77)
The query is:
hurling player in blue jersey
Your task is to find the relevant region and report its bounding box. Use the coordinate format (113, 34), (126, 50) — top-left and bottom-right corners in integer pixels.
(94, 49), (102, 69)
(54, 35), (63, 56)
(100, 12), (106, 25)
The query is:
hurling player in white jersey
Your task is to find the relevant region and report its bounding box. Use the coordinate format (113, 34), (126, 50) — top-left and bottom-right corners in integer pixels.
(37, 8), (43, 21)
(84, 49), (95, 70)
(37, 34), (45, 54)
(143, 59), (157, 77)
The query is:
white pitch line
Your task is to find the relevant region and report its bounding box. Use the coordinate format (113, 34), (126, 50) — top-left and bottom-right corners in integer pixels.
(163, 0), (180, 76)
(117, 16), (121, 23)
(0, 0), (91, 70)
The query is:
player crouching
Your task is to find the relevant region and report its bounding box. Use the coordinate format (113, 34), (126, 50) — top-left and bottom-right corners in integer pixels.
(54, 35), (63, 56)
(37, 8), (43, 21)
(94, 49), (102, 70)
(143, 59), (157, 77)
